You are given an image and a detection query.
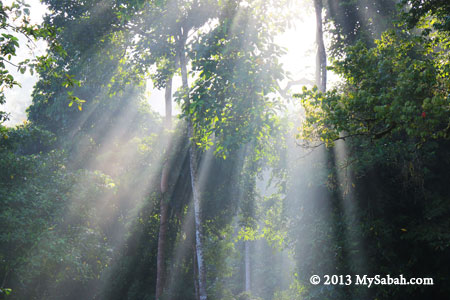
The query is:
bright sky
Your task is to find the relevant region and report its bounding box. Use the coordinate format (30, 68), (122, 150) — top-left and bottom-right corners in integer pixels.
(1, 1), (318, 126)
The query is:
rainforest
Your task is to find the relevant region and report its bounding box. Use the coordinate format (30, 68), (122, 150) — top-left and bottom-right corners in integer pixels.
(0, 0), (449, 299)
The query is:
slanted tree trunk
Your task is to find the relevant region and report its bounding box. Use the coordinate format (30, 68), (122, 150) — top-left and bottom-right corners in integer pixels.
(314, 0), (327, 92)
(164, 78), (173, 129)
(193, 245), (200, 300)
(155, 76), (173, 300)
(188, 118), (207, 300)
(245, 241), (251, 292)
(178, 32), (208, 300)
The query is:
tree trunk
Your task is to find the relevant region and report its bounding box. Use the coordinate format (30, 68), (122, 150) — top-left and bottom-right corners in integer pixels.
(245, 241), (251, 292)
(193, 245), (200, 300)
(155, 194), (169, 300)
(164, 77), (173, 128)
(179, 38), (208, 300)
(188, 124), (207, 300)
(155, 76), (173, 300)
(314, 0), (327, 92)
(1, 269), (8, 289)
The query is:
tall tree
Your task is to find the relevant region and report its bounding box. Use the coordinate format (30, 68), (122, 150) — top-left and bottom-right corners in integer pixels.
(27, 0), (138, 136)
(179, 32), (209, 300)
(129, 2), (218, 299)
(297, 3), (450, 299)
(155, 76), (173, 300)
(184, 1), (286, 296)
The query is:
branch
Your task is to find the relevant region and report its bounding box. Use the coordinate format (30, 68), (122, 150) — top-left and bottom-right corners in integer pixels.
(373, 123), (396, 140)
(278, 78), (315, 98)
(1, 58), (19, 68)
(5, 23), (38, 49)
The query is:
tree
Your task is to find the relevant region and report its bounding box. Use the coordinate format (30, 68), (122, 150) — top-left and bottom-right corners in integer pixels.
(403, 0), (450, 31)
(325, 0), (397, 54)
(298, 29), (450, 149)
(155, 76), (173, 299)
(27, 0), (137, 136)
(0, 124), (115, 300)
(4, 2), (163, 299)
(127, 1), (218, 299)
(129, 2), (287, 299)
(184, 2), (286, 297)
(296, 8), (450, 299)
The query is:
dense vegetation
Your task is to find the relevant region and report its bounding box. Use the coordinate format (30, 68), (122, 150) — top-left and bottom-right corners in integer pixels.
(1, 0), (449, 299)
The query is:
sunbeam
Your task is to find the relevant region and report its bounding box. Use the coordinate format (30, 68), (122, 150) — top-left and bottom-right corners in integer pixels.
(1, 1), (449, 300)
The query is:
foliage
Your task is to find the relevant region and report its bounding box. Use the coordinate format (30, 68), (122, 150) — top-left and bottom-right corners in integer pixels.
(27, 0), (143, 136)
(403, 0), (450, 31)
(295, 10), (450, 300)
(298, 29), (450, 153)
(0, 0), (63, 126)
(4, 1), (450, 300)
(325, 0), (398, 55)
(0, 126), (115, 299)
(186, 1), (285, 159)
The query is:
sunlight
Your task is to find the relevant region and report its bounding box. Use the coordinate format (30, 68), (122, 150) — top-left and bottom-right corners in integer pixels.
(333, 140), (369, 277)
(277, 11), (316, 94)
(2, 1), (446, 300)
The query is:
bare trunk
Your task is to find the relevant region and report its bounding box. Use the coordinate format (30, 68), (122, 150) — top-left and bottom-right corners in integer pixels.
(155, 76), (173, 300)
(188, 124), (207, 300)
(155, 194), (169, 300)
(165, 78), (173, 128)
(245, 241), (251, 292)
(314, 0), (327, 92)
(179, 39), (208, 300)
(193, 246), (200, 300)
